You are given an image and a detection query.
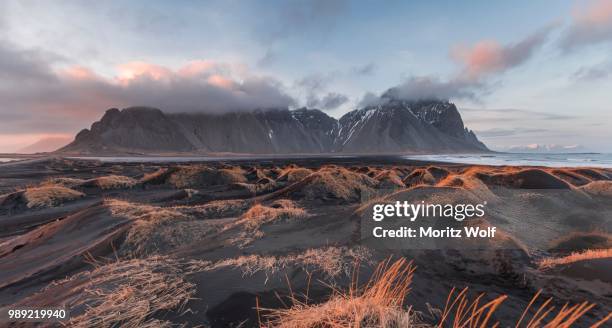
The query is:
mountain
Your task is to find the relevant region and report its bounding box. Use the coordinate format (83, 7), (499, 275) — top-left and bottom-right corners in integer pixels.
(18, 137), (72, 154)
(334, 98), (486, 153)
(59, 100), (488, 155)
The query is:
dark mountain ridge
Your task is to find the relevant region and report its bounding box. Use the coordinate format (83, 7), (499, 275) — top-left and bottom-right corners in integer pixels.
(59, 99), (488, 154)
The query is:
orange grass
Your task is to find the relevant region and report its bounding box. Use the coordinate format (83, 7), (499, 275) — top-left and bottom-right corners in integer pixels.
(260, 258), (417, 328)
(262, 258), (609, 328)
(538, 248), (612, 269)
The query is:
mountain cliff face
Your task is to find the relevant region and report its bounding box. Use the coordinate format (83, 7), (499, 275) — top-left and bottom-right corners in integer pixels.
(60, 100), (487, 154)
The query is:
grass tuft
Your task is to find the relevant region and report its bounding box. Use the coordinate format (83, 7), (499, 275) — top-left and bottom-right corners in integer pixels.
(262, 258), (418, 328)
(23, 186), (84, 208)
(539, 248), (612, 269)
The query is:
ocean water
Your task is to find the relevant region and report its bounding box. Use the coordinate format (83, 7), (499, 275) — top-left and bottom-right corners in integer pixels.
(0, 158), (18, 163)
(403, 153), (612, 168)
(69, 153), (612, 168)
(67, 154), (357, 163)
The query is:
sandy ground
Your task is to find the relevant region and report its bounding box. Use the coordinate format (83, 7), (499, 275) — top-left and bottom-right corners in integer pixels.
(0, 156), (610, 327)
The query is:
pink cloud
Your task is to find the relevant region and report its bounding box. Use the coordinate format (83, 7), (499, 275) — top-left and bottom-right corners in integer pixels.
(561, 0), (612, 51)
(573, 0), (612, 25)
(177, 60), (219, 77)
(60, 66), (101, 81)
(0, 40), (295, 150)
(207, 74), (236, 89)
(452, 25), (555, 80)
(116, 61), (173, 83)
(452, 41), (504, 80)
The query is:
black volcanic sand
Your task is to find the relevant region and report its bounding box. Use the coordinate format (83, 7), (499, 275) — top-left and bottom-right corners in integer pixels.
(0, 156), (611, 327)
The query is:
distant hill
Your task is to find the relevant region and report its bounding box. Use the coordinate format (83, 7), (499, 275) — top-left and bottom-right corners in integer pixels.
(59, 97), (488, 155)
(18, 137), (72, 154)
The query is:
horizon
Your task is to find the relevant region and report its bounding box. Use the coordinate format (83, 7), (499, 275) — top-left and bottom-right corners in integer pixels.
(1, 0), (612, 152)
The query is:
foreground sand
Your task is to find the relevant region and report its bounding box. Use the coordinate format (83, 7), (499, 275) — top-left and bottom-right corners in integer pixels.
(0, 156), (610, 327)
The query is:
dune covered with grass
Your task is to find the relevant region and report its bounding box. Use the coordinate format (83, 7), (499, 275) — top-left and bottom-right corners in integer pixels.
(0, 156), (610, 327)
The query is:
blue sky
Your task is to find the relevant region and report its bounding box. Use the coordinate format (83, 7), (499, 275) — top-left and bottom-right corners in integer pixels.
(0, 0), (611, 152)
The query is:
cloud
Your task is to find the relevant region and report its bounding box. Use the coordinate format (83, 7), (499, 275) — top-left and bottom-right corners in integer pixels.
(295, 73), (348, 110)
(460, 108), (578, 123)
(295, 73), (330, 93)
(452, 24), (556, 80)
(257, 0), (349, 44)
(0, 40), (296, 136)
(369, 76), (484, 104)
(307, 92), (349, 110)
(351, 63), (376, 76)
(358, 25), (556, 105)
(257, 49), (277, 67)
(504, 143), (587, 153)
(573, 60), (612, 81)
(0, 40), (61, 82)
(560, 0), (612, 52)
(474, 127), (548, 138)
(357, 76), (482, 106)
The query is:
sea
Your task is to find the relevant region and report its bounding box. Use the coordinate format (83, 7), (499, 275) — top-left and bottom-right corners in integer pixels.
(402, 153), (612, 168)
(3, 153), (609, 168)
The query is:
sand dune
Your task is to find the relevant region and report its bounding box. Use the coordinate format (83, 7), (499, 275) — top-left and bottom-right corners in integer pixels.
(0, 157), (610, 327)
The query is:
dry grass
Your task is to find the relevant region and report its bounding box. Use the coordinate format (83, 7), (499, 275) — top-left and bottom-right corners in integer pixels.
(436, 287), (507, 328)
(580, 180), (612, 197)
(107, 199), (193, 257)
(262, 258), (418, 328)
(179, 199), (251, 219)
(53, 256), (196, 328)
(437, 287), (603, 328)
(263, 258), (608, 328)
(211, 246), (372, 278)
(43, 175), (137, 190)
(514, 289), (604, 328)
(91, 175), (138, 190)
(167, 165), (247, 188)
(373, 170), (406, 189)
(139, 167), (175, 185)
(108, 199), (255, 257)
(235, 180), (278, 194)
(301, 166), (377, 202)
(278, 167), (314, 183)
(236, 200), (307, 231)
(223, 200), (308, 246)
(404, 168), (436, 187)
(23, 186), (84, 208)
(538, 248), (612, 269)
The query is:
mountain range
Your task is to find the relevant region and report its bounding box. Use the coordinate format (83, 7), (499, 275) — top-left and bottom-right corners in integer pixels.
(59, 97), (488, 155)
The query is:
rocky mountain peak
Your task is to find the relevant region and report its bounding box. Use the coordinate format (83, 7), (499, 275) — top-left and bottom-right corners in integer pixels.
(60, 101), (488, 155)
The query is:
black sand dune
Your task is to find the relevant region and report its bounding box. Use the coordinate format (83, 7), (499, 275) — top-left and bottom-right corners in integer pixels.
(0, 157), (610, 327)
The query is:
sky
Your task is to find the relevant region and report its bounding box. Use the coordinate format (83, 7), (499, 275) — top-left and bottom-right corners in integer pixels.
(0, 0), (611, 153)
